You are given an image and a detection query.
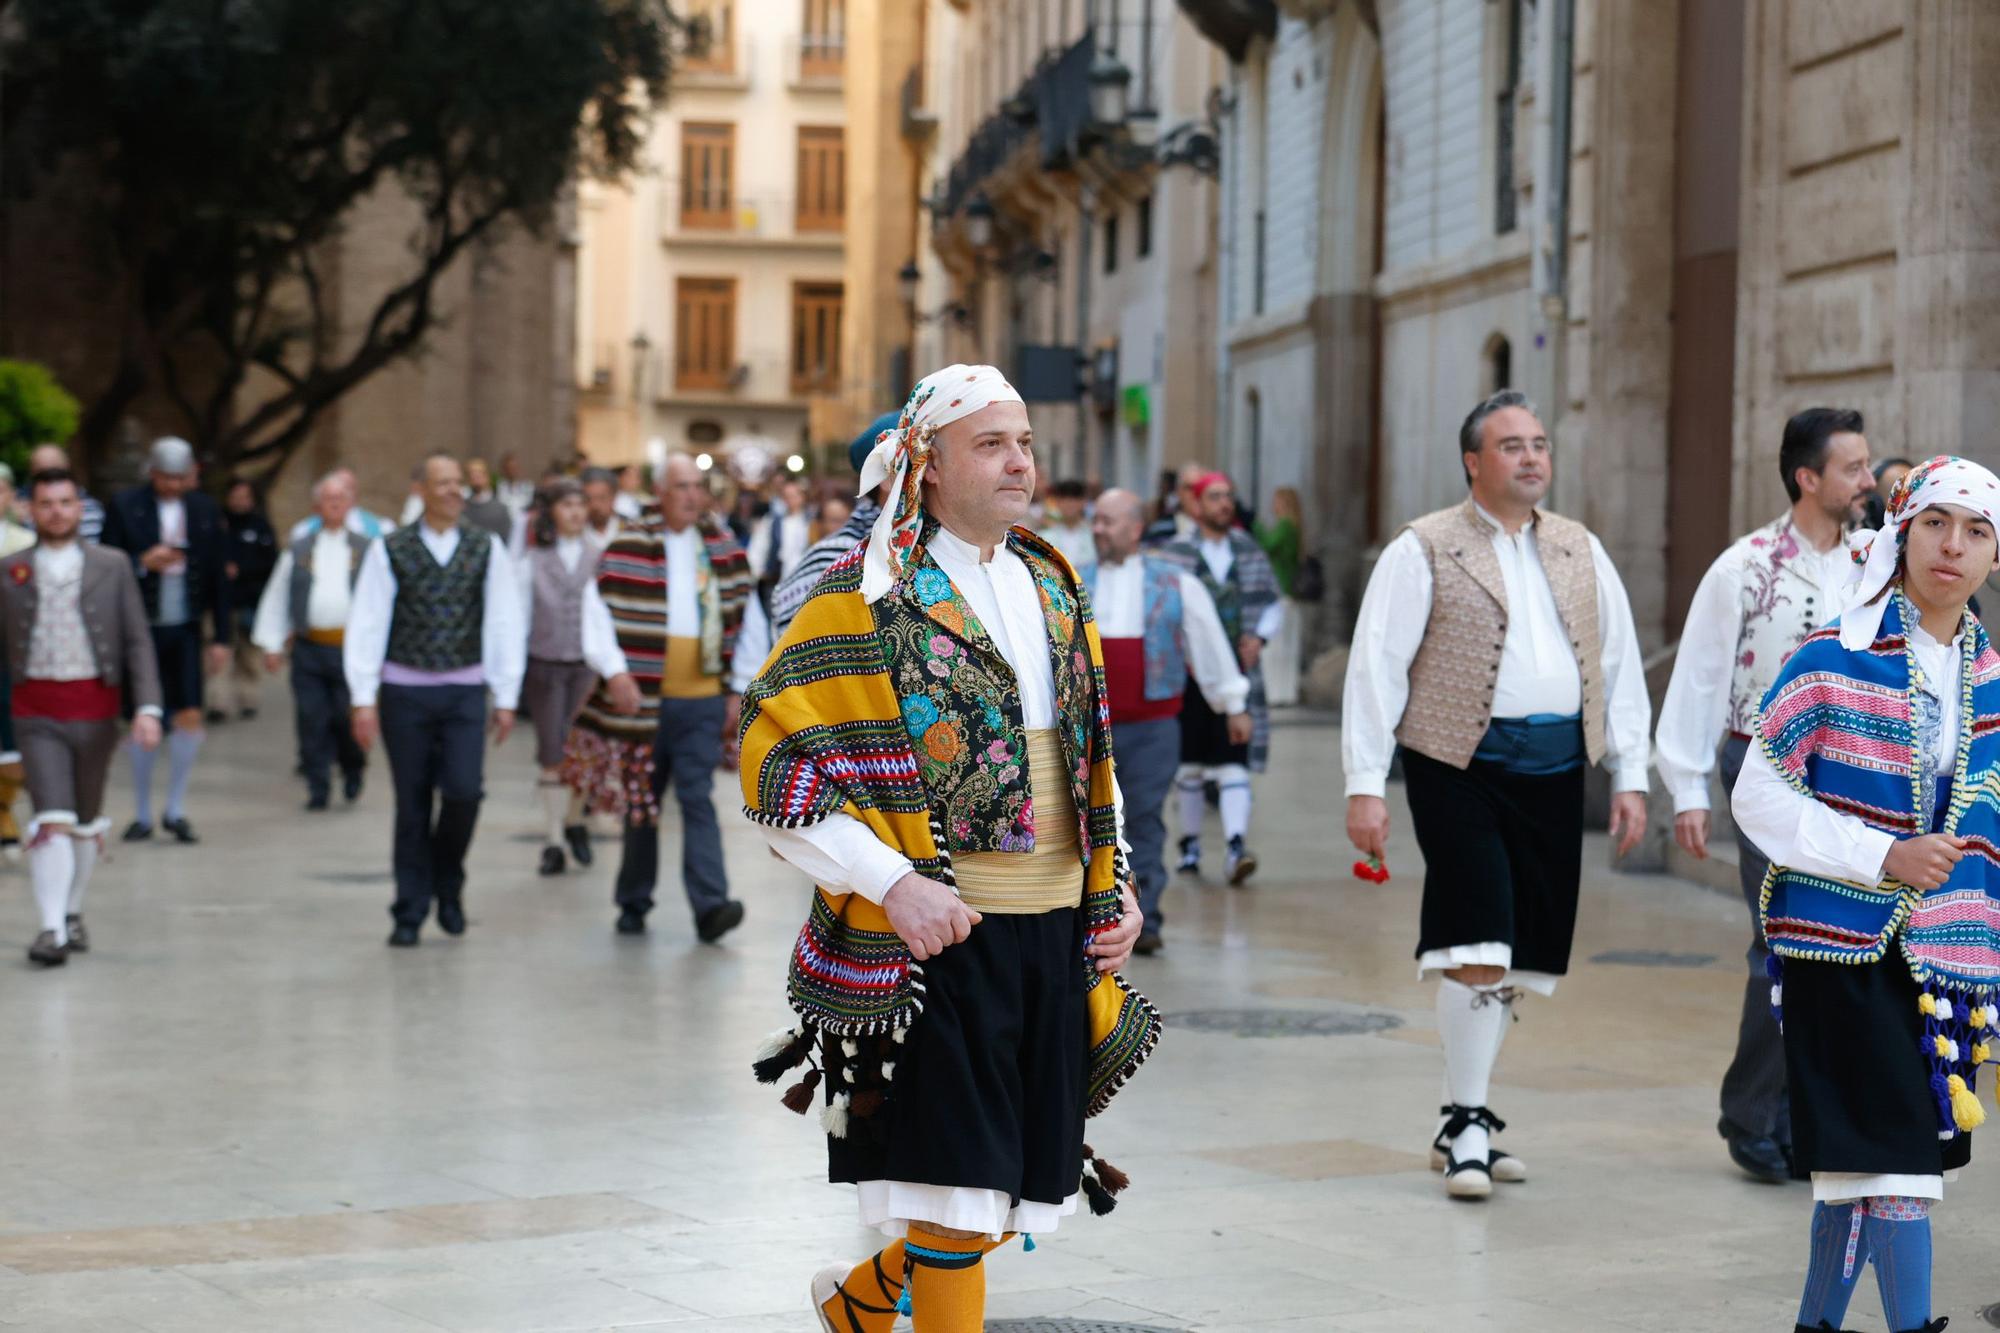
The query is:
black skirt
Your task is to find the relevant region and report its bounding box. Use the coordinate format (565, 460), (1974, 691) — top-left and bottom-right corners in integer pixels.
(1783, 951), (1975, 1178)
(828, 908), (1088, 1207)
(1179, 675), (1249, 768)
(1401, 747), (1585, 975)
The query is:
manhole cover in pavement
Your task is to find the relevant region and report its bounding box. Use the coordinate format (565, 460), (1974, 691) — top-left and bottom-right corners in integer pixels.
(1589, 950), (1717, 968)
(988, 1322), (1181, 1332)
(1164, 1006), (1403, 1038)
(1980, 1301), (2000, 1328)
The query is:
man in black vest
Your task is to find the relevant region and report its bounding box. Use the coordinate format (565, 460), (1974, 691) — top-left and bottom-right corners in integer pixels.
(252, 470), (371, 810)
(100, 436), (232, 843)
(345, 454), (524, 947)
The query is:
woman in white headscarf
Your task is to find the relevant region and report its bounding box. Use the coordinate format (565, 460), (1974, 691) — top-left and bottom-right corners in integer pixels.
(1732, 456), (2000, 1333)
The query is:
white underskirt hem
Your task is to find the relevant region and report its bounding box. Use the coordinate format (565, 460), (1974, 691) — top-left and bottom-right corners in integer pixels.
(1416, 942), (1560, 996)
(1812, 1170), (1956, 1203)
(856, 1180), (1081, 1241)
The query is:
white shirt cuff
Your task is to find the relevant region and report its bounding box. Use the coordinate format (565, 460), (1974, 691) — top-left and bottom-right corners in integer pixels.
(1672, 785), (1712, 815)
(1857, 828), (1896, 886)
(850, 839), (915, 905)
(1612, 766), (1650, 794)
(1345, 773), (1388, 799)
(136, 705), (163, 720)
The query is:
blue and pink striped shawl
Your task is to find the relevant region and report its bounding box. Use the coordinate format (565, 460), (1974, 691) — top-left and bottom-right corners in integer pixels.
(1757, 593), (2000, 992)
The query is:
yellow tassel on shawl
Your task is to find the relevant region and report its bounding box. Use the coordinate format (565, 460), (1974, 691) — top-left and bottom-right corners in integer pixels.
(1946, 1074), (1986, 1131)
(1935, 1035), (1958, 1061)
(1919, 993), (1937, 1017)
(1974, 1042), (1993, 1065)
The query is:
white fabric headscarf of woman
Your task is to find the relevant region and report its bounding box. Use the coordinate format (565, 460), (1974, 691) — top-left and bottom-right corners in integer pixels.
(855, 363), (1025, 603)
(1838, 454), (2000, 649)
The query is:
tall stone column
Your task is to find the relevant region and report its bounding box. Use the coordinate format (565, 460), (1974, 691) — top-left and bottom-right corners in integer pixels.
(1898, 0), (2000, 458)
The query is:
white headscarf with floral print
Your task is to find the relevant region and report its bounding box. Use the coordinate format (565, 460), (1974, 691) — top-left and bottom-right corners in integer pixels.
(1839, 454), (2000, 649)
(856, 363), (1024, 603)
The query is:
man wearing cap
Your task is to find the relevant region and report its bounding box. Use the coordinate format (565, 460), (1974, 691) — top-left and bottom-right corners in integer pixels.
(767, 411), (898, 639)
(1162, 471), (1281, 886)
(740, 364), (1153, 1332)
(1341, 389), (1653, 1201)
(100, 437), (232, 844)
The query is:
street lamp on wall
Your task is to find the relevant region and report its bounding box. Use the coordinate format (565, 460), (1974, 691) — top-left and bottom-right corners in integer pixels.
(964, 195), (996, 251)
(1088, 49), (1132, 132)
(628, 330), (651, 403)
(897, 259), (922, 306)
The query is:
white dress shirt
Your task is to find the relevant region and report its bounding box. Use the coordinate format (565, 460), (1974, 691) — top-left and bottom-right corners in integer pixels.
(1196, 535), (1285, 642)
(1342, 503), (1653, 796)
(1090, 555), (1249, 716)
(252, 528), (358, 652)
(343, 525), (526, 710)
(1733, 621), (1961, 890)
(513, 536), (630, 681)
(760, 522), (1122, 905)
(288, 510), (394, 543)
(1654, 522), (1852, 812)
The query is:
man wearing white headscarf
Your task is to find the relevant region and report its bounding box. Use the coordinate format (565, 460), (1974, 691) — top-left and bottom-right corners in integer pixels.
(737, 365), (1154, 1332)
(1731, 455), (2000, 1333)
(1654, 406), (1875, 1184)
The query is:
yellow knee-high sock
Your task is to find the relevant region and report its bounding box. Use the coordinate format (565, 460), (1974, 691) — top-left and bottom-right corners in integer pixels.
(905, 1226), (1012, 1332)
(817, 1240), (905, 1333)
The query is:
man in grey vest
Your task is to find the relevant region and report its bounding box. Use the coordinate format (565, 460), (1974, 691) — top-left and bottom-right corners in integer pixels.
(345, 453), (524, 947)
(1341, 390), (1653, 1202)
(252, 470), (373, 810)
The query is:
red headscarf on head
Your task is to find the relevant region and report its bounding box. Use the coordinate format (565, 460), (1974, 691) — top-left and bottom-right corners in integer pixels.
(1189, 471), (1230, 499)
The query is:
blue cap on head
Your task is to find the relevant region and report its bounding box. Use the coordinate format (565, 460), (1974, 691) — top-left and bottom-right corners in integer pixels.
(849, 411), (902, 476)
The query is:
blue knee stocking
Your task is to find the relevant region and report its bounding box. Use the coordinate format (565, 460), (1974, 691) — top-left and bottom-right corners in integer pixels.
(1862, 1196), (1933, 1332)
(1798, 1201), (1867, 1329)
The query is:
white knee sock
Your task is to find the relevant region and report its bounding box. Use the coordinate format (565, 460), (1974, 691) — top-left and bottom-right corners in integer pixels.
(1217, 765), (1252, 842)
(28, 833), (75, 941)
(164, 728), (202, 820)
(130, 740), (158, 825)
(1175, 767), (1205, 844)
(539, 779), (568, 848)
(1437, 978), (1511, 1164)
(68, 832), (99, 916)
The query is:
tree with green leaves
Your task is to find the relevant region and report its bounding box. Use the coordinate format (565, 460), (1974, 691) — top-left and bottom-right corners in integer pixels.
(0, 359), (82, 478)
(0, 0), (701, 485)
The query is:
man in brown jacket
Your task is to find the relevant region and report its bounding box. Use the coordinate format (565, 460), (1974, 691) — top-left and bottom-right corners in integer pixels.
(0, 470), (163, 965)
(1340, 390), (1654, 1201)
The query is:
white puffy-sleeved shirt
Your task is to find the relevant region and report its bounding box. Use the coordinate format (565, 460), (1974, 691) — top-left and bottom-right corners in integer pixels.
(1089, 555), (1249, 716)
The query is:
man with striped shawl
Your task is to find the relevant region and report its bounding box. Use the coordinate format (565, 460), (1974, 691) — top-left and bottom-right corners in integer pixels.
(739, 365), (1155, 1333)
(1160, 471), (1282, 886)
(563, 454), (768, 942)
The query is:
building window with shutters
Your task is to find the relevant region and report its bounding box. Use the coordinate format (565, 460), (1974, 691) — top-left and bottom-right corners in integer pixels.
(683, 0), (734, 74)
(1136, 195), (1153, 259)
(680, 123), (736, 230)
(1103, 214), (1119, 275)
(791, 281), (844, 395)
(801, 0), (844, 79)
(675, 277), (737, 391)
(796, 126), (845, 233)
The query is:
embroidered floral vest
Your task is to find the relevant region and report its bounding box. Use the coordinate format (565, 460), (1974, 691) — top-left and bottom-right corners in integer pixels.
(876, 520), (1105, 858)
(1725, 515), (1835, 736)
(1084, 557), (1186, 702)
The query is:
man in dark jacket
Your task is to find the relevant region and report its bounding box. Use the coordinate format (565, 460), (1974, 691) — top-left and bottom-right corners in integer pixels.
(215, 479), (278, 721)
(100, 436), (231, 844)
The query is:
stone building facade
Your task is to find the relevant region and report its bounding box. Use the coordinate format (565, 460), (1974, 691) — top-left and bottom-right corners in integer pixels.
(1183, 0), (2000, 664)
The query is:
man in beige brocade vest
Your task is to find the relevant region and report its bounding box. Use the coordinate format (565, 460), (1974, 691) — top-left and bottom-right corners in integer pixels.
(1340, 389), (1655, 1202)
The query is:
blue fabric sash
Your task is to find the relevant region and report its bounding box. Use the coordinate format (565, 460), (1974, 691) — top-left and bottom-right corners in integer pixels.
(1471, 712), (1585, 775)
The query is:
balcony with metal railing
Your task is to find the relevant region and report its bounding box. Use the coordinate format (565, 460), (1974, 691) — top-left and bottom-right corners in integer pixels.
(677, 33), (752, 91)
(658, 187), (844, 251)
(786, 33), (844, 91)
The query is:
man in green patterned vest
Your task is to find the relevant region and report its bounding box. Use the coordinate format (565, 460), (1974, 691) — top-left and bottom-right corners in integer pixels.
(345, 454), (525, 948)
(741, 364), (1150, 1332)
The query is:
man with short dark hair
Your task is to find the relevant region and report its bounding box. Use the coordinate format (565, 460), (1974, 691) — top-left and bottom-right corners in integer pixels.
(345, 454), (524, 947)
(1342, 389), (1653, 1201)
(579, 466), (624, 555)
(26, 446), (104, 543)
(100, 436), (231, 844)
(1654, 405), (1873, 1183)
(0, 470), (162, 965)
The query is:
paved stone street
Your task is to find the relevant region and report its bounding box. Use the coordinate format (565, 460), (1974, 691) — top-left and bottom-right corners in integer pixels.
(0, 683), (1993, 1331)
